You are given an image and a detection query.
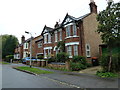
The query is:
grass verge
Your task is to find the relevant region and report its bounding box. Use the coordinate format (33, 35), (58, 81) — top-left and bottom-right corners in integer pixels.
(15, 66), (54, 74)
(0, 62), (9, 64)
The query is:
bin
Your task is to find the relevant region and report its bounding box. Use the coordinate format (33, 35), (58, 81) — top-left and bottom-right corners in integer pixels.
(92, 57), (98, 66)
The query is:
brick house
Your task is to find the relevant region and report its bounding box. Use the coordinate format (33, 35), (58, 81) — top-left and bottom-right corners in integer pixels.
(41, 0), (102, 62)
(14, 0), (102, 63)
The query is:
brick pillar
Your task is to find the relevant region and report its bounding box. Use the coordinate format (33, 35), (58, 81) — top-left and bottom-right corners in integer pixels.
(65, 61), (70, 70)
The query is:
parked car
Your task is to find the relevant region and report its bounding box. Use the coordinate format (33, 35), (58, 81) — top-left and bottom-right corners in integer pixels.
(22, 57), (37, 64)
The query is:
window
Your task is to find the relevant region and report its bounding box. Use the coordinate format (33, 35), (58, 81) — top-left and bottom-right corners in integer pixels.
(73, 24), (77, 36)
(55, 31), (58, 42)
(59, 30), (62, 41)
(44, 50), (47, 58)
(44, 35), (47, 44)
(86, 44), (91, 57)
(38, 41), (42, 48)
(66, 26), (71, 37)
(48, 34), (51, 43)
(67, 46), (72, 56)
(74, 45), (78, 56)
(48, 49), (51, 57)
(24, 43), (28, 49)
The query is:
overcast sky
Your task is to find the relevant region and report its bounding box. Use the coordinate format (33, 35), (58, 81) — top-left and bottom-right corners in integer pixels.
(0, 0), (119, 43)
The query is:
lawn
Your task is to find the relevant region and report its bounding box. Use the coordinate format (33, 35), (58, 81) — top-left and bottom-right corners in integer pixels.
(15, 66), (54, 74)
(0, 61), (9, 64)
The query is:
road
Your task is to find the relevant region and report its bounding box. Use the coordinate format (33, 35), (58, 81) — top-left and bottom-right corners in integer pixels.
(2, 64), (74, 88)
(2, 64), (119, 89)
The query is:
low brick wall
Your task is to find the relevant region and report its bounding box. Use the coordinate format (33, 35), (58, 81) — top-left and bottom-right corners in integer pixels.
(26, 60), (47, 67)
(47, 61), (70, 70)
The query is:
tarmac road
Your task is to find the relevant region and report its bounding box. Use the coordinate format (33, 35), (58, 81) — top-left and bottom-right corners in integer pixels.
(2, 64), (74, 88)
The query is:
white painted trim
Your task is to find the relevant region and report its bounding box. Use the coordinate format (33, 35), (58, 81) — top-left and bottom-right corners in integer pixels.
(44, 47), (52, 50)
(69, 56), (73, 58)
(65, 42), (79, 46)
(37, 53), (43, 55)
(53, 46), (57, 51)
(65, 35), (79, 39)
(64, 22), (75, 27)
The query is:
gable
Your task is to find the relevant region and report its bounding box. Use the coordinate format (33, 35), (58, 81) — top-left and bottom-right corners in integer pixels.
(63, 17), (73, 25)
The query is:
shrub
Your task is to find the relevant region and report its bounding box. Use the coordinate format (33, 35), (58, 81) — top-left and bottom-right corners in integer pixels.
(86, 63), (92, 67)
(73, 56), (87, 65)
(5, 55), (14, 62)
(37, 55), (44, 59)
(48, 57), (56, 63)
(100, 53), (120, 72)
(70, 62), (87, 71)
(56, 52), (69, 62)
(96, 71), (118, 78)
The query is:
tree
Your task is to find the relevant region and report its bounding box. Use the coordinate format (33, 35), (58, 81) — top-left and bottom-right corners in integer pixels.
(1, 34), (19, 59)
(97, 1), (120, 72)
(57, 41), (65, 52)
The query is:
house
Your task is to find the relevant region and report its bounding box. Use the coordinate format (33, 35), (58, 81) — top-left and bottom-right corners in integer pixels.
(41, 0), (102, 62)
(14, 0), (102, 63)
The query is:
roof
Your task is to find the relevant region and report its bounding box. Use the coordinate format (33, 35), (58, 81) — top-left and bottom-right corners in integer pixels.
(61, 13), (91, 26)
(41, 25), (53, 35)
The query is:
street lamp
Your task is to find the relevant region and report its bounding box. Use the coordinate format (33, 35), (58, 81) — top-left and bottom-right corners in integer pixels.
(25, 31), (32, 68)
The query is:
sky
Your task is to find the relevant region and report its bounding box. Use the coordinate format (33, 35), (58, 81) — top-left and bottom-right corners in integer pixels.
(0, 0), (119, 43)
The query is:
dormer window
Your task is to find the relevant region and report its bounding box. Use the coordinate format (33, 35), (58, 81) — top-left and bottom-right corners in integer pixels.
(66, 25), (71, 37)
(24, 43), (28, 49)
(48, 34), (51, 43)
(73, 24), (77, 36)
(44, 34), (47, 44)
(55, 31), (58, 42)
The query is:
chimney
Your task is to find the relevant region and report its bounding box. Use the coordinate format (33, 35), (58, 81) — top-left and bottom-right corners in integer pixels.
(89, 0), (97, 14)
(54, 22), (59, 28)
(21, 35), (25, 43)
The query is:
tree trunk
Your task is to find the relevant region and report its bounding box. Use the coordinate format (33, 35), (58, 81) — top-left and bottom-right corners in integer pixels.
(108, 47), (112, 72)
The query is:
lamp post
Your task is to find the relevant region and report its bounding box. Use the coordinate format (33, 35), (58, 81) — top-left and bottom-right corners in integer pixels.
(25, 31), (32, 68)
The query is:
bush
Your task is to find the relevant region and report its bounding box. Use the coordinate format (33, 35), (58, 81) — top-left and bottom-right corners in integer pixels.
(100, 53), (120, 72)
(5, 55), (14, 62)
(37, 55), (44, 59)
(96, 71), (118, 78)
(70, 62), (87, 71)
(86, 63), (92, 67)
(48, 57), (56, 63)
(73, 56), (87, 65)
(56, 52), (69, 62)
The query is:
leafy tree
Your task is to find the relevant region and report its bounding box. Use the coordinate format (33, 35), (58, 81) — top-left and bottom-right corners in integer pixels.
(97, 1), (120, 72)
(57, 41), (65, 52)
(1, 34), (19, 59)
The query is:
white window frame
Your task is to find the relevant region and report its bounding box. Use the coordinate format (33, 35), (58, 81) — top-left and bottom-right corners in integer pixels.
(66, 25), (71, 37)
(74, 45), (78, 56)
(55, 31), (58, 42)
(48, 33), (51, 43)
(24, 43), (28, 49)
(67, 46), (72, 57)
(44, 50), (47, 58)
(44, 34), (47, 44)
(73, 24), (77, 36)
(59, 29), (62, 41)
(86, 44), (91, 57)
(38, 41), (42, 48)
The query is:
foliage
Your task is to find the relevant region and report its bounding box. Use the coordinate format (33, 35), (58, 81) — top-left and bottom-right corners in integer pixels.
(70, 62), (87, 71)
(73, 56), (87, 65)
(97, 1), (120, 72)
(1, 34), (19, 59)
(37, 55), (44, 59)
(56, 52), (69, 62)
(57, 41), (65, 52)
(100, 53), (120, 72)
(96, 71), (118, 78)
(5, 55), (14, 62)
(48, 57), (56, 63)
(15, 66), (53, 74)
(86, 63), (92, 67)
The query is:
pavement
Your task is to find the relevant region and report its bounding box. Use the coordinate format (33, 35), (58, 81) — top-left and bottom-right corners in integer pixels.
(9, 63), (119, 88)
